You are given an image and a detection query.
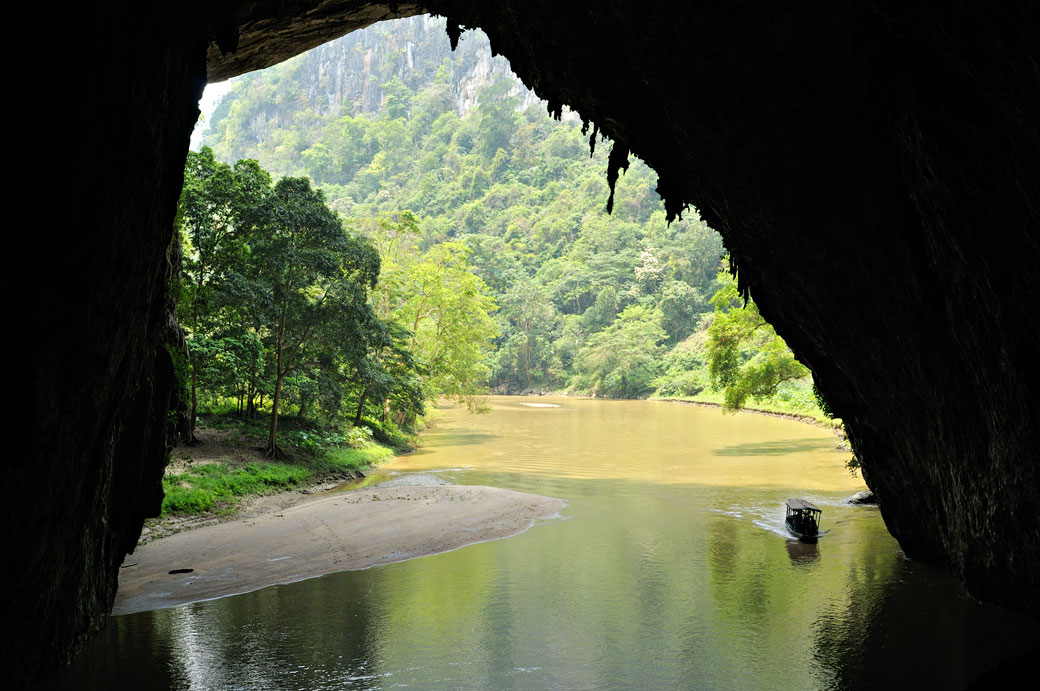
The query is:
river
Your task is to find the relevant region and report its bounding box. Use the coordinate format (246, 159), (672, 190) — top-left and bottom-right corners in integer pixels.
(51, 397), (1039, 689)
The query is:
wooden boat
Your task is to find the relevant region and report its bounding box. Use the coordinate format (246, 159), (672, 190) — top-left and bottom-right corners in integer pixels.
(785, 498), (822, 542)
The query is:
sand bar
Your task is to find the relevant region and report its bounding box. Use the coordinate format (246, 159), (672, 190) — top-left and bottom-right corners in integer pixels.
(114, 484), (565, 615)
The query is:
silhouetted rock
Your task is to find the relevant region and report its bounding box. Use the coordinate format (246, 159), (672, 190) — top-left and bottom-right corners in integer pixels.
(848, 490), (878, 505)
(18, 1), (1040, 684)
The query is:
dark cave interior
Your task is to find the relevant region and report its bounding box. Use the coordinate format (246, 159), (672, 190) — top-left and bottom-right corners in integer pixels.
(14, 1), (1039, 684)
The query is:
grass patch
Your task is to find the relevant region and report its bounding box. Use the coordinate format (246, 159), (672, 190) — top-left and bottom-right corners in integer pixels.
(162, 462), (311, 515)
(315, 444), (396, 475)
(162, 415), (401, 517)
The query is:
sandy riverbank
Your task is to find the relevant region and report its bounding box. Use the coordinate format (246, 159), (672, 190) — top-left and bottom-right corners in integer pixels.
(114, 483), (565, 615)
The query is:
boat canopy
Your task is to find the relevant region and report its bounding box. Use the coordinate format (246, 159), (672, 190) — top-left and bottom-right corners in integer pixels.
(786, 498), (821, 512)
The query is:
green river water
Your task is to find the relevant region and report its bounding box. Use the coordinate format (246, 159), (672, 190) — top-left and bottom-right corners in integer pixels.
(51, 397), (1038, 689)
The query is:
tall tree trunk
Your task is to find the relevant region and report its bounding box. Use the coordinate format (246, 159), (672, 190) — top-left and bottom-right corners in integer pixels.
(354, 388), (367, 426)
(267, 296), (289, 456)
(246, 362), (257, 418)
(523, 330), (532, 388)
(189, 366), (199, 442)
(188, 273), (203, 442)
(267, 373), (283, 456)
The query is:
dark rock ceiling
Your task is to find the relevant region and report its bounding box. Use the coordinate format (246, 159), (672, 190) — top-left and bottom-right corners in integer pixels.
(14, 0), (1039, 685)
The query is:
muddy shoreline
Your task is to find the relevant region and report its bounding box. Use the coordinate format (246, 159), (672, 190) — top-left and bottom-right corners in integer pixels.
(116, 483), (565, 615)
(655, 397), (851, 451)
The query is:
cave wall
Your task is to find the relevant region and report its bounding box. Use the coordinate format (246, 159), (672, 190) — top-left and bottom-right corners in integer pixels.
(13, 4), (208, 685)
(13, 0), (1038, 684)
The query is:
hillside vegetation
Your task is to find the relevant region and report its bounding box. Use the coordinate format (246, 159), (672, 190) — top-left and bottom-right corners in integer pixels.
(196, 16), (826, 419)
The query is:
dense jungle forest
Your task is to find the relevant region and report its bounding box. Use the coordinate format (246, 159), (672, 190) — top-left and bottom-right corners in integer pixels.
(186, 16), (823, 447)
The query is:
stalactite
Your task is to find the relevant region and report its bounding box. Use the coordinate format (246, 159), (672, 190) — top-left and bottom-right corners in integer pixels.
(605, 142), (630, 214)
(445, 18), (464, 50)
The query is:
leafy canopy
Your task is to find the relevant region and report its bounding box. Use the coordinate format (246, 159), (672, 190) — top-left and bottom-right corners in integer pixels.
(706, 271), (809, 411)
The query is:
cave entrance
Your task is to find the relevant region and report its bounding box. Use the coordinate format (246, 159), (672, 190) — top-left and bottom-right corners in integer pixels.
(148, 13), (1037, 685)
(177, 13), (792, 470)
(21, 5), (1040, 687)
(167, 12), (846, 542)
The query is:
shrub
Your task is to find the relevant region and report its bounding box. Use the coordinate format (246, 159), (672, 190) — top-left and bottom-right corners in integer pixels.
(361, 417), (413, 449)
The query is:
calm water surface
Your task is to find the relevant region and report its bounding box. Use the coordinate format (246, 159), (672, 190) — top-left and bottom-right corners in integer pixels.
(53, 398), (1039, 689)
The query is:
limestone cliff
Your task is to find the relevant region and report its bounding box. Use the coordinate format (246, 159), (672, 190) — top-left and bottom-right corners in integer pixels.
(257, 15), (540, 119)
(204, 15), (542, 162)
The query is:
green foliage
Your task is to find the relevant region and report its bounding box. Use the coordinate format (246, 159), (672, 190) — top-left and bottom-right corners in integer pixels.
(250, 174), (383, 452)
(475, 80), (520, 160)
(178, 151), (400, 454)
(316, 444), (396, 475)
(812, 381), (836, 419)
(197, 19), (830, 412)
(162, 462), (310, 515)
(494, 280), (559, 390)
(161, 411), (399, 516)
(381, 76), (413, 120)
(370, 229), (499, 411)
(177, 148), (274, 437)
(571, 305), (667, 398)
(360, 416), (414, 449)
(653, 338), (708, 396)
(705, 272), (810, 411)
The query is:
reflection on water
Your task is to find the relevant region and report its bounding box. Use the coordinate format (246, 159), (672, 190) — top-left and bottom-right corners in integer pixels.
(410, 430), (500, 451)
(51, 397), (1039, 689)
(712, 437), (835, 456)
(786, 538), (821, 566)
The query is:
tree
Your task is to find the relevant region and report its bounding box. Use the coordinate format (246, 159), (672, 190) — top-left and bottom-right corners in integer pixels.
(476, 80), (520, 160)
(362, 210), (422, 321)
(348, 320), (427, 428)
(392, 241), (499, 408)
(251, 176), (380, 454)
(571, 304), (667, 398)
(177, 147), (271, 440)
(495, 281), (560, 389)
(381, 76), (413, 121)
(705, 271), (808, 410)
(658, 279), (705, 344)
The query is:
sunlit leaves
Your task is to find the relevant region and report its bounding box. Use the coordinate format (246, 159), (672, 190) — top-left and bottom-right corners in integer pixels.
(571, 305), (667, 399)
(706, 272), (808, 411)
